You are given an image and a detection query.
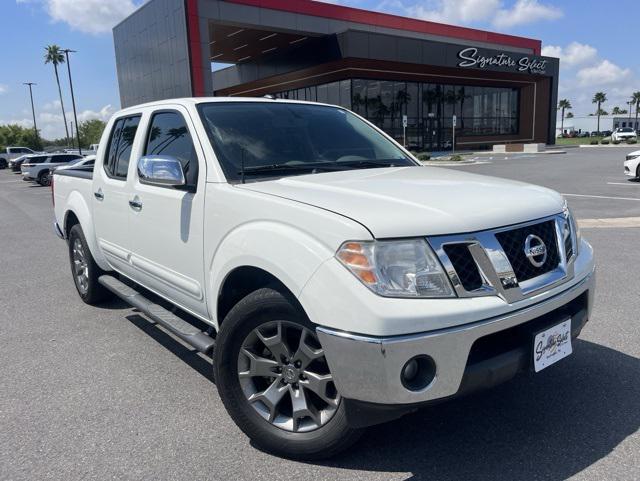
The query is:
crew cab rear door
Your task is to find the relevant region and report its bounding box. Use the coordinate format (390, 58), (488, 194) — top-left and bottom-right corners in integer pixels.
(127, 106), (208, 319)
(92, 114), (141, 278)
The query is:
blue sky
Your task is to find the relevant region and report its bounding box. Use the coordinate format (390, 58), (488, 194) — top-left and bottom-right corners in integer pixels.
(1, 0), (638, 139)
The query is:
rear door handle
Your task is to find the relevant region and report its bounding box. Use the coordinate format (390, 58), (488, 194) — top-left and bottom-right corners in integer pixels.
(94, 190), (104, 200)
(129, 199), (143, 210)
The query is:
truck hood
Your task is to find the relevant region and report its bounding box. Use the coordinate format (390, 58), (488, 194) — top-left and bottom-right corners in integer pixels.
(241, 166), (564, 238)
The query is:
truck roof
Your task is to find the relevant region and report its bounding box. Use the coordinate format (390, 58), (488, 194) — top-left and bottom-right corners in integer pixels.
(116, 96), (332, 115)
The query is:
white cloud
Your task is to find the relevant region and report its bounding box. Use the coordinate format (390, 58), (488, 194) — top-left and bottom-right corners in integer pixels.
(1, 104), (115, 139)
(403, 0), (502, 25)
(19, 0), (142, 35)
(576, 60), (632, 88)
(43, 99), (62, 111)
(376, 0), (500, 25)
(493, 0), (562, 28)
(542, 42), (597, 67)
(0, 84), (8, 94)
(376, 0), (561, 28)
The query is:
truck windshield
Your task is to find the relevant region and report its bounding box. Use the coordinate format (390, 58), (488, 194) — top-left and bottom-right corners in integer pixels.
(197, 102), (416, 182)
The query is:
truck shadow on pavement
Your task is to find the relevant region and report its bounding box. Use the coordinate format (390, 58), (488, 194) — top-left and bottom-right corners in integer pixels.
(125, 313), (214, 381)
(317, 340), (639, 481)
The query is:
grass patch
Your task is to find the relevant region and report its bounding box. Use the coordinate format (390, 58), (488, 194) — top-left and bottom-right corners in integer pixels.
(555, 136), (604, 146)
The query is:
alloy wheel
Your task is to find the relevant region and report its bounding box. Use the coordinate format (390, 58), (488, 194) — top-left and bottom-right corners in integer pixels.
(72, 238), (89, 295)
(237, 320), (340, 433)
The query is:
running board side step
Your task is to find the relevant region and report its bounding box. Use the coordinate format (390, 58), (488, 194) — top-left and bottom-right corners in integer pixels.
(98, 275), (215, 354)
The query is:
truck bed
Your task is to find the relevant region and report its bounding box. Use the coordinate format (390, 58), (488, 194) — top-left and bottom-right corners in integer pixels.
(54, 166), (94, 180)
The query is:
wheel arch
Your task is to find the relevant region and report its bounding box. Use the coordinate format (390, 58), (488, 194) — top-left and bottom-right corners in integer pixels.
(209, 221), (337, 331)
(62, 192), (110, 271)
(216, 266), (303, 328)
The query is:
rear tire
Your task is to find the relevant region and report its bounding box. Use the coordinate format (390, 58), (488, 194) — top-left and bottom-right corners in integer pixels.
(67, 224), (111, 304)
(38, 170), (50, 186)
(0, 158), (7, 169)
(214, 287), (362, 460)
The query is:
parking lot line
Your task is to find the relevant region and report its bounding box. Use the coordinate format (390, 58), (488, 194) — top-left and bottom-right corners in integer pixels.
(562, 193), (640, 202)
(578, 217), (640, 229)
(606, 182), (639, 186)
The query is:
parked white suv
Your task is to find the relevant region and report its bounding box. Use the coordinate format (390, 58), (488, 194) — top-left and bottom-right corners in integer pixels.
(52, 98), (595, 459)
(612, 127), (637, 142)
(22, 153), (83, 185)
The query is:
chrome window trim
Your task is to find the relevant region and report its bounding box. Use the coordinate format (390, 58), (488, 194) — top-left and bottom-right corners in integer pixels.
(428, 214), (575, 303)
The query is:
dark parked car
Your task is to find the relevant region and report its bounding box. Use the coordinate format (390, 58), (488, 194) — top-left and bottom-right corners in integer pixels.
(10, 154), (44, 172)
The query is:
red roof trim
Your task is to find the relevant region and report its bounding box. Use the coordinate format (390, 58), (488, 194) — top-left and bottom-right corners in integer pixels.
(225, 0), (541, 55)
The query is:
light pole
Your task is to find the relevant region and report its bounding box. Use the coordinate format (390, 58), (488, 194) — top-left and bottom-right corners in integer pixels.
(62, 48), (82, 155)
(23, 82), (40, 149)
(70, 121), (74, 149)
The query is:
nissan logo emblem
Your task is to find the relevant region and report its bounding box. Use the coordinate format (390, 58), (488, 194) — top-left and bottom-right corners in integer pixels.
(524, 234), (547, 267)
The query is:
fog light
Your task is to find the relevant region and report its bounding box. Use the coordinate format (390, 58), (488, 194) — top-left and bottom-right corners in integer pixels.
(401, 355), (436, 391)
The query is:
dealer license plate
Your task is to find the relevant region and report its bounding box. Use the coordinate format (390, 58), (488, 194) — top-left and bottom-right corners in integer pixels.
(533, 319), (572, 372)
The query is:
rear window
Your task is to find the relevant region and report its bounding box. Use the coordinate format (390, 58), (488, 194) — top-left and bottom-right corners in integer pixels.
(104, 115), (141, 179)
(49, 154), (82, 164)
(621, 128), (634, 132)
(27, 156), (47, 164)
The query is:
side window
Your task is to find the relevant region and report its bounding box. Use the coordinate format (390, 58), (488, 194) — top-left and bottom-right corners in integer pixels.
(104, 115), (141, 179)
(144, 111), (198, 186)
(115, 116), (140, 177)
(105, 118), (124, 177)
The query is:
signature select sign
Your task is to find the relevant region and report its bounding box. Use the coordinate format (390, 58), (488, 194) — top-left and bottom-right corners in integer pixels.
(457, 47), (548, 74)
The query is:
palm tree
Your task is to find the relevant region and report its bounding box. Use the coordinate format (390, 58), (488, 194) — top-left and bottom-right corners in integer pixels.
(592, 92), (607, 134)
(557, 99), (572, 133)
(611, 106), (625, 115)
(44, 44), (70, 144)
(632, 91), (640, 131)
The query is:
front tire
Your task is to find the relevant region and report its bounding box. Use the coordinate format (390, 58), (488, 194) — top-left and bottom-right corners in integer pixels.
(67, 224), (111, 304)
(214, 287), (362, 459)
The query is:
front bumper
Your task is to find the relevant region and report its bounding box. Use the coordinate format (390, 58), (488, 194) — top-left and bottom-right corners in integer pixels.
(317, 269), (594, 407)
(624, 158), (639, 177)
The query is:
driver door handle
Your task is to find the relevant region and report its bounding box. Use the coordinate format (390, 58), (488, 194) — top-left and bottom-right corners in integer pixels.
(94, 190), (104, 200)
(129, 199), (143, 210)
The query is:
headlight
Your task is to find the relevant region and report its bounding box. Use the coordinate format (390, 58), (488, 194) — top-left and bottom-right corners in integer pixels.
(336, 239), (455, 298)
(626, 154), (640, 161)
(563, 199), (581, 257)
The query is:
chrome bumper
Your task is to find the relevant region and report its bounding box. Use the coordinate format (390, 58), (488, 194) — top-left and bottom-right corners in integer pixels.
(317, 270), (595, 405)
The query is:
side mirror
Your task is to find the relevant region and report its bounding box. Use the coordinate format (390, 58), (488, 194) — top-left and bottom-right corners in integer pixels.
(137, 155), (186, 187)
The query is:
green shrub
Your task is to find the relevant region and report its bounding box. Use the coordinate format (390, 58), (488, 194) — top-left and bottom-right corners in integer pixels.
(417, 153), (431, 161)
(601, 139), (610, 145)
(627, 139), (638, 144)
(590, 140), (599, 145)
(612, 140), (621, 145)
(449, 154), (463, 162)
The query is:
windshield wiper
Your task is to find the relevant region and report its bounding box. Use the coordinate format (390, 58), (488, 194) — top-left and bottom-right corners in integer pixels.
(238, 162), (343, 176)
(335, 159), (402, 168)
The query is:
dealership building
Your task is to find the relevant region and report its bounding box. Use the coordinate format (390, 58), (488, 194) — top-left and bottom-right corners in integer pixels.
(113, 0), (559, 151)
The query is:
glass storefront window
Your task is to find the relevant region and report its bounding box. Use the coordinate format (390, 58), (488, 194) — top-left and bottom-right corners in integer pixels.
(270, 78), (519, 151)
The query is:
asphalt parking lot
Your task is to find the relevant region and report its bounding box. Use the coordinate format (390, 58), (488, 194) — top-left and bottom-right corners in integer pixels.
(1, 146), (638, 481)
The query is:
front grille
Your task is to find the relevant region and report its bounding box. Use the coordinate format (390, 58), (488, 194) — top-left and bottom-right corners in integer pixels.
(443, 244), (483, 291)
(495, 220), (560, 282)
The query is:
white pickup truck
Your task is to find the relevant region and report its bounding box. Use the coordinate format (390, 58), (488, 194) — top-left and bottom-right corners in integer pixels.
(53, 97), (595, 459)
(0, 146), (38, 169)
